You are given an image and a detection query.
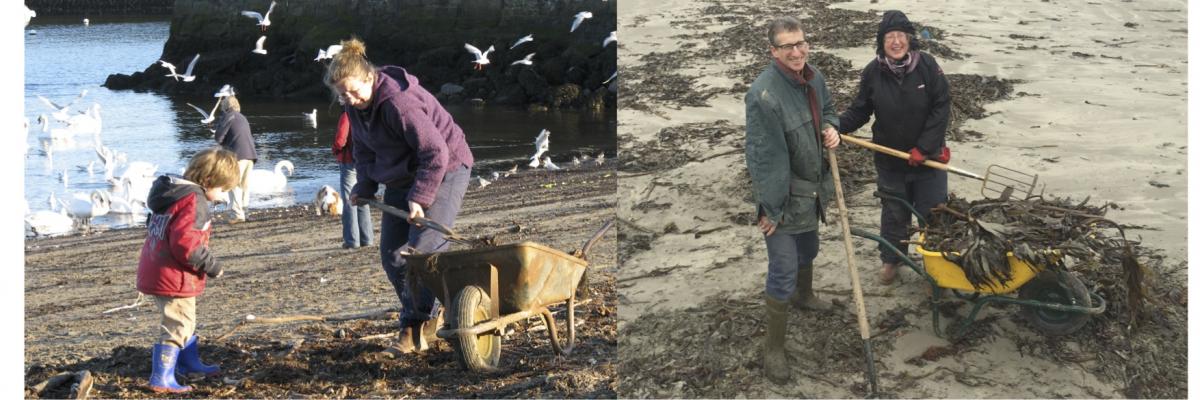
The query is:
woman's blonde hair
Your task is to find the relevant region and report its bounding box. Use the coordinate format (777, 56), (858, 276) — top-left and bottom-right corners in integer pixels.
(220, 95), (241, 113)
(185, 147), (240, 190)
(323, 37), (376, 89)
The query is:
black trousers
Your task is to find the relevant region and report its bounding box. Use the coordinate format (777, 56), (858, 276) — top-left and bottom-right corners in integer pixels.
(875, 166), (947, 264)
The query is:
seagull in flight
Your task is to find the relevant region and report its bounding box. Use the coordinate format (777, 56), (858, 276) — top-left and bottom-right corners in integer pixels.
(303, 109), (318, 128)
(186, 102), (219, 124)
(511, 53), (535, 66)
(314, 44), (342, 61)
(252, 35), (267, 55)
(603, 31), (617, 47)
(603, 70), (618, 85)
(241, 1), (277, 32)
(37, 90), (88, 122)
(464, 43), (495, 70)
(529, 129), (550, 167)
(160, 54), (199, 82)
(214, 84), (235, 98)
(570, 11), (593, 33)
(510, 34), (533, 50)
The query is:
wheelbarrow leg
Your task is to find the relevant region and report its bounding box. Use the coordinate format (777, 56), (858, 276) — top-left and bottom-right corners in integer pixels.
(489, 264), (500, 322)
(540, 295), (577, 356)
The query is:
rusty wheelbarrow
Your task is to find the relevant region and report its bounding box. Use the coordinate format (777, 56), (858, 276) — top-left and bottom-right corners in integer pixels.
(365, 200), (614, 371)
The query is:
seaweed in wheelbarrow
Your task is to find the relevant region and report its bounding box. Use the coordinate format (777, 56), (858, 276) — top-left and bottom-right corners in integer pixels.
(923, 194), (1148, 324)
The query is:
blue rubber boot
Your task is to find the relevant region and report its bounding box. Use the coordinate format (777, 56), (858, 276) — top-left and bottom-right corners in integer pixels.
(176, 335), (221, 377)
(149, 343), (192, 393)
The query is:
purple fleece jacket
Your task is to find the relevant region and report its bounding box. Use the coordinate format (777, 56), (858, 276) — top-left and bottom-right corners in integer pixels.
(347, 66), (474, 207)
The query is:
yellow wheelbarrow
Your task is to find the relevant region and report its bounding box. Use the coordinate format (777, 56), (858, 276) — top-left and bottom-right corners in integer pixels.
(369, 199), (613, 371)
(851, 192), (1106, 339)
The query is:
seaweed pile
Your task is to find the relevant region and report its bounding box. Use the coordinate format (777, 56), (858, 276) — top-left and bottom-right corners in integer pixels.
(922, 194), (1146, 322)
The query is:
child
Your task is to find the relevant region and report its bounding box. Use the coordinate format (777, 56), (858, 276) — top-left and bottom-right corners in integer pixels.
(136, 147), (240, 393)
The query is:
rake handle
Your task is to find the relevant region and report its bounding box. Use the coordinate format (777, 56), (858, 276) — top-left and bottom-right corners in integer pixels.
(839, 135), (984, 181)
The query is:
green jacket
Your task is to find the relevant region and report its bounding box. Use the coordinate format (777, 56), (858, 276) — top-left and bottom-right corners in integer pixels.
(744, 63), (840, 234)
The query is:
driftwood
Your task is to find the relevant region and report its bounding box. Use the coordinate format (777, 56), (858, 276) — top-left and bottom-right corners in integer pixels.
(31, 370), (92, 399)
(215, 307), (399, 341)
(101, 293), (145, 314)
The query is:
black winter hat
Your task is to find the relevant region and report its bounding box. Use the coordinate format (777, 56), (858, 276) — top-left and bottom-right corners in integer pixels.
(875, 10), (920, 55)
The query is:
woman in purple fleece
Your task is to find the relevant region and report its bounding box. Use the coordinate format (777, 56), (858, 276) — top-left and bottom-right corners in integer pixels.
(325, 38), (475, 354)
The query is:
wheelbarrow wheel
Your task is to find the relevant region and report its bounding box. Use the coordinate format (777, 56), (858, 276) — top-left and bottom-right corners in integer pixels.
(1017, 271), (1092, 336)
(450, 285), (501, 371)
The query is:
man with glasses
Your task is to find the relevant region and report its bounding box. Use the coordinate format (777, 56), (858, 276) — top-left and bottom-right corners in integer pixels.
(743, 16), (841, 385)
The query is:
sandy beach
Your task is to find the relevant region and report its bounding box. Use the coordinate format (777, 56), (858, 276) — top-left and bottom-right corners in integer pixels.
(24, 164), (618, 398)
(615, 0), (1186, 398)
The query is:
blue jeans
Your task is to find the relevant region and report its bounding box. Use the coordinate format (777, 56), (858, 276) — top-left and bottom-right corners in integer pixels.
(764, 230), (819, 301)
(379, 165), (470, 325)
(875, 166), (948, 263)
(339, 163), (374, 247)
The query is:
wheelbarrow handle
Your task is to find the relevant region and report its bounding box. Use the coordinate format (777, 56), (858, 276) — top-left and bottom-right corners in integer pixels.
(362, 199), (458, 237)
(577, 219), (615, 260)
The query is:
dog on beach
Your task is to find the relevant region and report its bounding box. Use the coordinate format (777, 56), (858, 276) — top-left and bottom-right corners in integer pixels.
(315, 185), (342, 216)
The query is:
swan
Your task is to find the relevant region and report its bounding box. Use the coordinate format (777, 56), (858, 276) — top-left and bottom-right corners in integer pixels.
(109, 179), (148, 216)
(570, 11), (593, 33)
(64, 103), (102, 135)
(241, 1), (277, 32)
(110, 162), (157, 204)
(510, 34), (533, 50)
(511, 53), (535, 66)
(252, 35), (267, 55)
(464, 43), (495, 70)
(161, 54), (199, 82)
(24, 6), (35, 27)
(26, 209), (74, 237)
(62, 189), (112, 224)
(247, 160), (294, 193)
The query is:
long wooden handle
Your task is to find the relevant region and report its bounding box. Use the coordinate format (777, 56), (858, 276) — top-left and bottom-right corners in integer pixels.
(827, 148), (871, 340)
(839, 134), (984, 181)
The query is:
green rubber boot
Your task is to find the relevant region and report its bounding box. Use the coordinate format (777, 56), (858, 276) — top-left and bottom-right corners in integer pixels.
(791, 267), (833, 312)
(763, 295), (790, 385)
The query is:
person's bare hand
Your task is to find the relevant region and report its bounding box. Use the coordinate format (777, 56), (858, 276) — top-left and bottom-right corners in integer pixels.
(757, 215), (777, 236)
(408, 201), (425, 224)
(822, 127), (841, 149)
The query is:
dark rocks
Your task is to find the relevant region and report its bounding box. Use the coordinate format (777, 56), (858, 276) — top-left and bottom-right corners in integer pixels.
(103, 0), (616, 111)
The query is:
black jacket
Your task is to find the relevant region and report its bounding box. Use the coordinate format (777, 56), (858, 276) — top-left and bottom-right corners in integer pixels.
(837, 52), (951, 172)
(214, 111), (258, 162)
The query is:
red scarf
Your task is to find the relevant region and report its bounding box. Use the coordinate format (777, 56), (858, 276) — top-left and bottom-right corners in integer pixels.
(773, 59), (822, 143)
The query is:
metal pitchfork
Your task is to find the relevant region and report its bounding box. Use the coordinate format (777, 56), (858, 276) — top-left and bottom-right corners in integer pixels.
(840, 135), (1044, 201)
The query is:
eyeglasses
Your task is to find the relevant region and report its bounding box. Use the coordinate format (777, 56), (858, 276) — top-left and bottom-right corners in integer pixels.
(772, 41), (810, 52)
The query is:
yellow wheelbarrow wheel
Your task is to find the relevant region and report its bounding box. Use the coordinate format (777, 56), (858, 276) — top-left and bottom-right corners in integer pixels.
(451, 285), (502, 371)
(1018, 271), (1093, 336)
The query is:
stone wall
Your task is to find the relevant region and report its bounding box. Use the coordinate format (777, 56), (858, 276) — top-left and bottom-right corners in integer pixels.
(25, 0), (174, 16)
(105, 0), (618, 110)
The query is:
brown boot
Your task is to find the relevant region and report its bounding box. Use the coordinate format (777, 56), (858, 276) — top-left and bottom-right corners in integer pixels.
(392, 323), (421, 354)
(880, 262), (899, 285)
(419, 310), (444, 350)
(791, 267), (833, 311)
(763, 295), (790, 385)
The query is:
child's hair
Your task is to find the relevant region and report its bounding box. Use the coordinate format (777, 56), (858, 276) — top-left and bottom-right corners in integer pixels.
(323, 37), (375, 89)
(220, 95), (241, 113)
(185, 147), (240, 190)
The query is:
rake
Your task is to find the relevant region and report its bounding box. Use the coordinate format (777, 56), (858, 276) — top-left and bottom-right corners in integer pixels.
(840, 135), (1044, 201)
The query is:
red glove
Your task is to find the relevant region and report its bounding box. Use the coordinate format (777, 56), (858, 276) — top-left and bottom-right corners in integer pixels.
(935, 147), (951, 163)
(907, 148), (926, 167)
